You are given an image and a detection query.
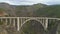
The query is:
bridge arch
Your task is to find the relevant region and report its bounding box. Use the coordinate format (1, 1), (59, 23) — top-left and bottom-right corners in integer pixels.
(20, 18), (44, 29)
(20, 18), (45, 34)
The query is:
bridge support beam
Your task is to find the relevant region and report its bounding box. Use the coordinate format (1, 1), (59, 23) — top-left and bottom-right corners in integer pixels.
(6, 18), (8, 25)
(45, 18), (48, 30)
(17, 17), (20, 31)
(13, 18), (15, 27)
(9, 18), (12, 26)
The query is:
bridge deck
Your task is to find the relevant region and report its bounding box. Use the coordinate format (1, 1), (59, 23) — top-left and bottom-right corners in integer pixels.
(0, 17), (59, 19)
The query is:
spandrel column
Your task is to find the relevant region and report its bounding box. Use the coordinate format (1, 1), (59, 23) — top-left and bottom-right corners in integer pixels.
(6, 18), (8, 25)
(17, 17), (20, 31)
(45, 18), (48, 30)
(13, 18), (15, 27)
(9, 18), (12, 26)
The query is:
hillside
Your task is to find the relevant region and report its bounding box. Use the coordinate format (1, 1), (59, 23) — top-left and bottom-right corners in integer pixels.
(0, 3), (16, 17)
(15, 3), (47, 17)
(35, 5), (60, 18)
(0, 3), (47, 17)
(0, 3), (60, 17)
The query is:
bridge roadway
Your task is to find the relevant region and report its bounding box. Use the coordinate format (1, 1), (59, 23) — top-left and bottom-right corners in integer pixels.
(0, 17), (60, 31)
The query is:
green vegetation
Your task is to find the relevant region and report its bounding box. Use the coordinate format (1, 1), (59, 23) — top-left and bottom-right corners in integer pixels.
(21, 20), (44, 34)
(0, 21), (4, 25)
(0, 8), (5, 13)
(35, 5), (60, 17)
(15, 3), (46, 17)
(0, 8), (5, 11)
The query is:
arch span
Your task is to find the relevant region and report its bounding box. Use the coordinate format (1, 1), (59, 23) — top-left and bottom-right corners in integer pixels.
(20, 18), (45, 34)
(20, 18), (44, 29)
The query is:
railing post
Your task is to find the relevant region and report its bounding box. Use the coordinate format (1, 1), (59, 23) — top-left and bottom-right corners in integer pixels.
(17, 17), (20, 31)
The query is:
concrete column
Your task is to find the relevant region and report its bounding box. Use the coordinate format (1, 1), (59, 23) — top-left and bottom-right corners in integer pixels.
(45, 18), (48, 30)
(6, 18), (8, 25)
(17, 17), (20, 31)
(9, 18), (12, 25)
(42, 19), (44, 25)
(56, 31), (58, 34)
(13, 18), (15, 26)
(21, 18), (22, 27)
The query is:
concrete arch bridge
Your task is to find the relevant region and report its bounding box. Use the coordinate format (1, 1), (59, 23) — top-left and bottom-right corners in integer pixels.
(0, 17), (60, 31)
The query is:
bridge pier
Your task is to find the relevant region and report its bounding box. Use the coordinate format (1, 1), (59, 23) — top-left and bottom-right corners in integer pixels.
(17, 17), (20, 31)
(13, 18), (15, 27)
(6, 18), (8, 25)
(45, 18), (48, 30)
(9, 18), (12, 26)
